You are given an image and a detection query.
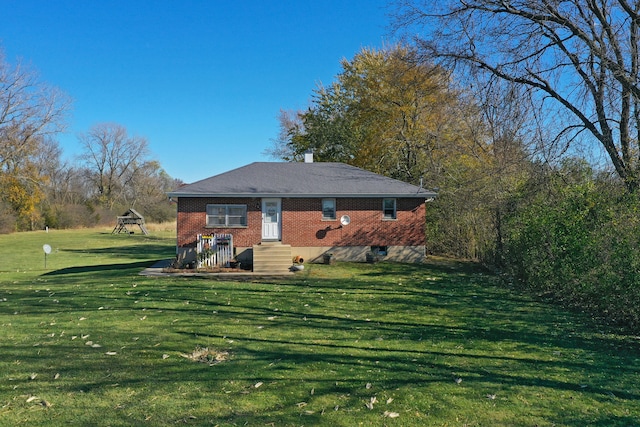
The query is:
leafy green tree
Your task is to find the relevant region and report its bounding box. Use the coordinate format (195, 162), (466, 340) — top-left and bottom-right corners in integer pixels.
(272, 45), (535, 259)
(0, 169), (42, 230)
(271, 45), (476, 186)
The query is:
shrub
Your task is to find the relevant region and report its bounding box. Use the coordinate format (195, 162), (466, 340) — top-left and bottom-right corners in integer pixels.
(501, 169), (640, 332)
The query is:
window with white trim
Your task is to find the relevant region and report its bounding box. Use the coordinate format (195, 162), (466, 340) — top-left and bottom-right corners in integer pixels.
(383, 198), (397, 219)
(206, 204), (247, 227)
(322, 198), (336, 220)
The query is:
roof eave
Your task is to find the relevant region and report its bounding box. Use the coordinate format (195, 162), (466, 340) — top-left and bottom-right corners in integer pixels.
(167, 192), (437, 199)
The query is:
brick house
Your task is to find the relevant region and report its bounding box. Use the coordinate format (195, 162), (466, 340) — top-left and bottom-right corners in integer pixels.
(167, 156), (436, 272)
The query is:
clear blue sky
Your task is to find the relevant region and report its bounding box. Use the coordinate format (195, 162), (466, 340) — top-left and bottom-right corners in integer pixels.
(0, 1), (394, 183)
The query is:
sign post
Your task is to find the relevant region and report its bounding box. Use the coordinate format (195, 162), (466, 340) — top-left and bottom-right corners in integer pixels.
(43, 244), (51, 269)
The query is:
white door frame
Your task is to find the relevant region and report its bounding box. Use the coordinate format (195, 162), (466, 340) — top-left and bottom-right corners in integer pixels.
(261, 198), (282, 241)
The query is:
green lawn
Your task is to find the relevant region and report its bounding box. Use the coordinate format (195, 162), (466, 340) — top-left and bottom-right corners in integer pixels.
(0, 228), (638, 426)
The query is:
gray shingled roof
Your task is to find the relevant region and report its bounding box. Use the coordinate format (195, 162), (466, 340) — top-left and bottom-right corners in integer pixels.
(168, 162), (436, 199)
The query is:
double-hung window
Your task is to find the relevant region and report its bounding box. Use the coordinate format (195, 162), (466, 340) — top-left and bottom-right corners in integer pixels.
(322, 198), (336, 220)
(383, 198), (397, 220)
(206, 204), (247, 227)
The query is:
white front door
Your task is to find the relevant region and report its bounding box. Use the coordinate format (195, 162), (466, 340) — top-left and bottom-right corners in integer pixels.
(261, 198), (281, 241)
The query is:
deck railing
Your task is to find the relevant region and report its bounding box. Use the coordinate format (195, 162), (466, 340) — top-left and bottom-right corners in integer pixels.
(196, 234), (233, 268)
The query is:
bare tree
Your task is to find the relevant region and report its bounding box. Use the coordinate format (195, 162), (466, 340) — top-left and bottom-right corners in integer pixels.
(78, 123), (151, 208)
(0, 50), (70, 172)
(394, 0), (640, 192)
(265, 109), (306, 161)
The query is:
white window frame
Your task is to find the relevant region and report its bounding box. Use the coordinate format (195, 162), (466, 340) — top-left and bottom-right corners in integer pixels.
(206, 204), (247, 227)
(322, 198), (336, 220)
(382, 198), (397, 220)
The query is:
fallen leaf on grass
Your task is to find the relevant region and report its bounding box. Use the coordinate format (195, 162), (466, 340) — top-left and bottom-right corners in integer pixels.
(162, 354), (170, 359)
(365, 396), (377, 410)
(54, 373), (60, 380)
(254, 382), (263, 388)
(383, 411), (400, 418)
(26, 396), (39, 403)
(106, 351), (117, 356)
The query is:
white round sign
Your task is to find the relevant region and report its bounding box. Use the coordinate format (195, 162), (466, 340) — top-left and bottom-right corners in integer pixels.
(340, 215), (351, 226)
(43, 244), (52, 254)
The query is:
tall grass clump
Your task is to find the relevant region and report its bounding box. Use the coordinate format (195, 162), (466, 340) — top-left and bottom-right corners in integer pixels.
(501, 162), (640, 332)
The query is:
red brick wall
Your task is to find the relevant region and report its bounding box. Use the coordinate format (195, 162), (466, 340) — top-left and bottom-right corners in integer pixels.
(281, 198), (425, 247)
(176, 197), (262, 248)
(177, 197), (426, 248)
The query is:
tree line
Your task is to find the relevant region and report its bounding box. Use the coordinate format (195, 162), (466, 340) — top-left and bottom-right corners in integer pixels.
(269, 0), (640, 332)
(0, 50), (179, 233)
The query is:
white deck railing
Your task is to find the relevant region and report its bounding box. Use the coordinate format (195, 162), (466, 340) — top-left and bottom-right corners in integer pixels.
(196, 234), (234, 268)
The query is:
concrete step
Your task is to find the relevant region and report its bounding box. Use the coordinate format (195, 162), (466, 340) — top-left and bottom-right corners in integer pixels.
(253, 243), (292, 273)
